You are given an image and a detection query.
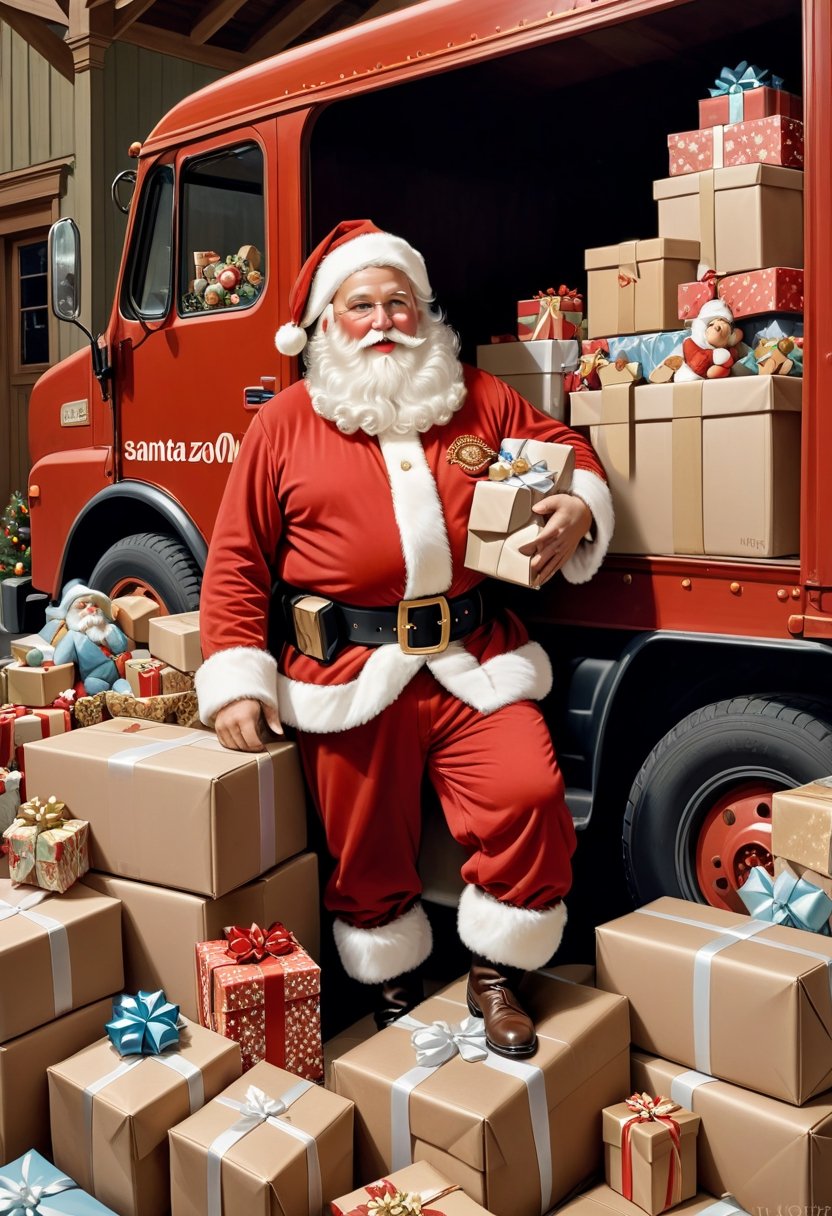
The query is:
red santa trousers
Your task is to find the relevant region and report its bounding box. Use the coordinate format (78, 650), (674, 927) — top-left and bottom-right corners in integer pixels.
(296, 666), (576, 980)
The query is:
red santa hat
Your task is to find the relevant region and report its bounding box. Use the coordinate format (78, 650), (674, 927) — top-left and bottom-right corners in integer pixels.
(690, 298), (735, 347)
(274, 219), (433, 356)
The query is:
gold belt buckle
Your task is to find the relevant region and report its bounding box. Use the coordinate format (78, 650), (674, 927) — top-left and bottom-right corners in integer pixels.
(397, 595), (451, 655)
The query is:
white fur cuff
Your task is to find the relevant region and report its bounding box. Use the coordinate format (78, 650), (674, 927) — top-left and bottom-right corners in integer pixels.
(457, 884), (567, 970)
(561, 468), (614, 585)
(195, 646), (279, 727)
(333, 903), (433, 983)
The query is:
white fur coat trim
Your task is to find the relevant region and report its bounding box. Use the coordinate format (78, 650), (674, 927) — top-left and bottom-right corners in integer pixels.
(377, 431), (452, 597)
(457, 884), (567, 970)
(561, 468), (614, 585)
(277, 638), (552, 732)
(195, 646), (278, 727)
(333, 902), (433, 982)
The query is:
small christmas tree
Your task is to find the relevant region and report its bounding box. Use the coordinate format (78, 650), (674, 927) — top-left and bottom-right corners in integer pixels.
(0, 491), (31, 580)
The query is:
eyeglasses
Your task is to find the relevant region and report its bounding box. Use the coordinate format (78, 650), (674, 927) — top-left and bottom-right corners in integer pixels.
(335, 298), (415, 320)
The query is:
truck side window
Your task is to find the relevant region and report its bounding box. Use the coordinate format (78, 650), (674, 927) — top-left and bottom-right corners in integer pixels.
(123, 166), (174, 320)
(178, 143), (265, 317)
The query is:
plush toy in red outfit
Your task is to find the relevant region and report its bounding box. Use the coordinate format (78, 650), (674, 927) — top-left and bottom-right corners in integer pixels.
(675, 299), (743, 382)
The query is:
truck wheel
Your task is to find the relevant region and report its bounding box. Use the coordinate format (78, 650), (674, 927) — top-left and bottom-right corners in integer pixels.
(89, 533), (201, 614)
(623, 695), (832, 912)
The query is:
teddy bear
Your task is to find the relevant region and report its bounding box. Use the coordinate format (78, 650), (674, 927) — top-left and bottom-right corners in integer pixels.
(675, 299), (744, 382)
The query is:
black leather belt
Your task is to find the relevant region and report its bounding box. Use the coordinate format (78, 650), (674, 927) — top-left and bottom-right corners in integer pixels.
(282, 587), (485, 662)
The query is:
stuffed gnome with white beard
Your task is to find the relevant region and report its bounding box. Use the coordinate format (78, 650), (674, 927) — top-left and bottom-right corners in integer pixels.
(41, 582), (132, 695)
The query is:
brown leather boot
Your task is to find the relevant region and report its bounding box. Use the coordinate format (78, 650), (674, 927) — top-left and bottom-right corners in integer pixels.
(466, 955), (537, 1057)
(374, 969), (424, 1030)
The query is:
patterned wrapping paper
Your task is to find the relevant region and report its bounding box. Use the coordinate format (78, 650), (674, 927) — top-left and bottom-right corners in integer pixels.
(160, 666), (195, 694)
(668, 116), (803, 176)
(4, 816), (89, 892)
(717, 267), (803, 318)
(196, 937), (323, 1080)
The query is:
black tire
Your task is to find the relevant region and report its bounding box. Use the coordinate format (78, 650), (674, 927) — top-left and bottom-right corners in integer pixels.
(623, 694), (832, 905)
(89, 532), (202, 614)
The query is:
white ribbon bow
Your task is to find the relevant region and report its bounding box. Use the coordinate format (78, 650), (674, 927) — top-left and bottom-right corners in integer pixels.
(234, 1084), (288, 1123)
(410, 1016), (488, 1067)
(0, 1153), (76, 1216)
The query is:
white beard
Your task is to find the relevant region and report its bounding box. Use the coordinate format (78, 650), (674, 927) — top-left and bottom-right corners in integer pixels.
(66, 604), (113, 645)
(304, 311), (467, 436)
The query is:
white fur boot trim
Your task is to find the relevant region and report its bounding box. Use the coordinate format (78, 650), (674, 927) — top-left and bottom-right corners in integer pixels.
(561, 468), (615, 585)
(457, 884), (567, 970)
(195, 646), (278, 727)
(427, 640), (552, 713)
(333, 903), (433, 983)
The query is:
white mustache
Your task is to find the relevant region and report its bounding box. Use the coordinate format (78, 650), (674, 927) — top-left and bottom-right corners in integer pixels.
(357, 328), (426, 350)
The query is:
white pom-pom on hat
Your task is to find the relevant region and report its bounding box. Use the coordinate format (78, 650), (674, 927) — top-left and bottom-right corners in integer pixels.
(275, 322), (308, 357)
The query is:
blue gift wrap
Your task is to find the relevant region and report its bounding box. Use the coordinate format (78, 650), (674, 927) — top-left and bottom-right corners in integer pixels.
(0, 1150), (116, 1215)
(605, 330), (688, 375)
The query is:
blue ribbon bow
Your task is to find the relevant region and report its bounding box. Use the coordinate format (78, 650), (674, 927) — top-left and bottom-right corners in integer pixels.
(708, 62), (784, 123)
(738, 865), (832, 934)
(105, 989), (181, 1055)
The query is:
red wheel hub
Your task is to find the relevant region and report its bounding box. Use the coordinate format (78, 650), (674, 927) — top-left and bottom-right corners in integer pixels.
(106, 579), (169, 616)
(695, 781), (776, 912)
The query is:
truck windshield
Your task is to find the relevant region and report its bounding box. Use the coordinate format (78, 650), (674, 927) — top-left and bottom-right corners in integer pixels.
(123, 165), (174, 320)
(178, 143), (265, 317)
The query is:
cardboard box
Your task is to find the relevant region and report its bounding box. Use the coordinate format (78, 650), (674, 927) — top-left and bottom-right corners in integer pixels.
(653, 164), (804, 274)
(112, 594), (161, 644)
(168, 1059), (354, 1216)
(699, 82), (802, 129)
(585, 239), (700, 338)
(602, 1099), (700, 1214)
(81, 851), (319, 1022)
(0, 996), (112, 1164)
(148, 612), (202, 672)
(771, 780), (832, 874)
(49, 1019), (241, 1216)
(631, 1051), (832, 1212)
(477, 338), (580, 376)
(324, 1013), (376, 1089)
(0, 878), (122, 1042)
(570, 377), (801, 557)
(23, 719), (307, 897)
(558, 1183), (750, 1215)
(196, 930), (322, 1080)
(668, 116), (804, 176)
(9, 633), (53, 663)
(464, 440), (575, 586)
(331, 973), (630, 1216)
(596, 895), (832, 1104)
(0, 1150), (117, 1215)
(333, 1162), (498, 1215)
(5, 661), (75, 708)
(773, 854), (832, 911)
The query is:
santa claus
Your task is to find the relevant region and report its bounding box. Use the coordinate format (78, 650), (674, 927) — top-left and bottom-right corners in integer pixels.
(195, 220), (614, 1057)
(676, 298), (743, 382)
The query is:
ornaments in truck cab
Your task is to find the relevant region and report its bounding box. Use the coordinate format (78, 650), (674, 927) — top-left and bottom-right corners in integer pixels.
(181, 244), (264, 313)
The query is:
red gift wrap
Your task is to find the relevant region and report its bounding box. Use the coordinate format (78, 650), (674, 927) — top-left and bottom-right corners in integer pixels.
(677, 270), (720, 321)
(717, 266), (804, 318)
(0, 704), (70, 773)
(668, 115), (803, 176)
(137, 660), (163, 696)
(195, 923), (323, 1081)
(699, 85), (802, 129)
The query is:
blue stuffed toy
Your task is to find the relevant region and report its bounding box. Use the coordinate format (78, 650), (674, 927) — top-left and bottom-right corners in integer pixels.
(40, 582), (132, 695)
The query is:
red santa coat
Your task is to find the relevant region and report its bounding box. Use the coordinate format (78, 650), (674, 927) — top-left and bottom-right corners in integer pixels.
(196, 365), (612, 731)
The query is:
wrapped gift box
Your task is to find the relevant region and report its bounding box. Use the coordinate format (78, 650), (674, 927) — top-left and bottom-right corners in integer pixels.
(603, 332), (689, 378)
(517, 297), (581, 341)
(5, 662), (75, 709)
(333, 1162), (497, 1215)
(570, 376), (801, 557)
(0, 997), (112, 1165)
(49, 1014), (241, 1216)
(602, 1096), (700, 1214)
(771, 780), (832, 875)
(773, 855), (832, 928)
(596, 895), (832, 1104)
(668, 115), (803, 176)
(585, 239), (700, 338)
(103, 687), (200, 727)
(699, 72), (802, 129)
(0, 1149), (118, 1215)
(477, 340), (580, 419)
(718, 266), (803, 318)
(654, 165), (803, 275)
(4, 798), (89, 892)
(111, 594), (161, 645)
(23, 719), (307, 898)
(168, 1060), (353, 1216)
(558, 1183), (749, 1214)
(196, 925), (322, 1080)
(125, 658), (165, 697)
(631, 1051), (832, 1212)
(0, 878), (122, 1042)
(148, 612), (202, 672)
(82, 851), (319, 1021)
(331, 973), (630, 1216)
(464, 439), (575, 587)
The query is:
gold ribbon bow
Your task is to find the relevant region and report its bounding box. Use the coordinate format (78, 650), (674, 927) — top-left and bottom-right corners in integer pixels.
(13, 795), (68, 832)
(531, 295), (564, 341)
(624, 1092), (680, 1120)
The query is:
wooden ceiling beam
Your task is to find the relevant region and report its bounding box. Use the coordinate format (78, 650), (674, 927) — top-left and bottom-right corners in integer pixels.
(113, 0), (157, 37)
(247, 0), (340, 59)
(190, 0), (248, 45)
(118, 19), (249, 70)
(8, 0), (68, 24)
(0, 2), (74, 79)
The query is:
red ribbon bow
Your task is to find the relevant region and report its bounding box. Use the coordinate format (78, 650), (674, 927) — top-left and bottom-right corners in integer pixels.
(620, 1093), (682, 1212)
(332, 1179), (448, 1216)
(223, 921), (295, 963)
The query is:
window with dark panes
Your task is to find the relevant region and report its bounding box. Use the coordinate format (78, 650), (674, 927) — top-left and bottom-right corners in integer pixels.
(18, 240), (49, 366)
(124, 166), (175, 320)
(179, 144), (265, 317)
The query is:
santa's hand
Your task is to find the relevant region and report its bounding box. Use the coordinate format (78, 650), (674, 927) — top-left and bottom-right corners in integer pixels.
(215, 698), (283, 752)
(518, 493), (593, 588)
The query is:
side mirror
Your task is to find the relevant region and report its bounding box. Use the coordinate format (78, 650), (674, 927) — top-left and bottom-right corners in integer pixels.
(49, 217), (81, 321)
